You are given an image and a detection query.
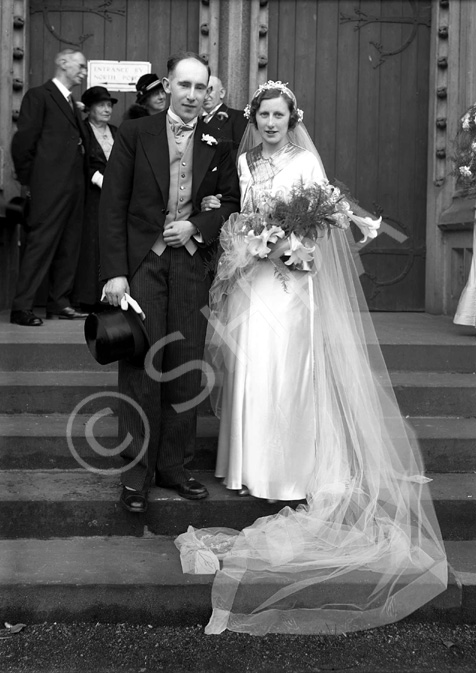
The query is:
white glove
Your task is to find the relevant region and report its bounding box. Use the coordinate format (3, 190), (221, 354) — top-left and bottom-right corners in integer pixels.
(120, 293), (145, 320)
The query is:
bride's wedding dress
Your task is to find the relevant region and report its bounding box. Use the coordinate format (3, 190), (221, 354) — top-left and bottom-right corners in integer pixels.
(214, 145), (324, 500)
(179, 141), (447, 636)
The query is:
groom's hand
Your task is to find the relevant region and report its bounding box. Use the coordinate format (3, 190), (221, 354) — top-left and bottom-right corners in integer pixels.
(102, 276), (130, 306)
(163, 220), (198, 247)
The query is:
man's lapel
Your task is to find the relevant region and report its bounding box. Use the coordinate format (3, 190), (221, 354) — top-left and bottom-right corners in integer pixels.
(192, 118), (216, 200)
(206, 103), (229, 130)
(217, 103), (229, 120)
(45, 80), (77, 126)
(140, 112), (170, 201)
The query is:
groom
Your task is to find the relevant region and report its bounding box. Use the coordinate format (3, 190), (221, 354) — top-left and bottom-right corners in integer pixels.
(99, 52), (240, 512)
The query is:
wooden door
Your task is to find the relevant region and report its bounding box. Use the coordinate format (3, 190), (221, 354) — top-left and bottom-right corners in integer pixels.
(26, 0), (199, 305)
(28, 0), (200, 127)
(268, 0), (431, 310)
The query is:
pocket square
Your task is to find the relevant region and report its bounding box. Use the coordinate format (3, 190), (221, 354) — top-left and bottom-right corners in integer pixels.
(211, 166), (217, 172)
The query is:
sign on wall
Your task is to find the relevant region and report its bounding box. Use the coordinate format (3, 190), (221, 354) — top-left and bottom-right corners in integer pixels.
(87, 61), (151, 92)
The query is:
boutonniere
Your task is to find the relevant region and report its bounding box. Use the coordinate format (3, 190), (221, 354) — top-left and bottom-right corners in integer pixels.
(75, 101), (85, 112)
(201, 133), (218, 146)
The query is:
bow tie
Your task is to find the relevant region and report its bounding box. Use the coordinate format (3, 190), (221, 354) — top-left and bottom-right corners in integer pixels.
(171, 122), (195, 135)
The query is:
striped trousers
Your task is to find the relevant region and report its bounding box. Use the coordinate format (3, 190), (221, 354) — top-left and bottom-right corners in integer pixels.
(118, 248), (210, 490)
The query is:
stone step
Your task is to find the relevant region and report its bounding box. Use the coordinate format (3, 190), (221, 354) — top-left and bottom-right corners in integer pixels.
(0, 470), (475, 541)
(2, 340), (475, 374)
(0, 370), (474, 416)
(391, 371), (476, 416)
(0, 535), (473, 626)
(2, 312), (474, 373)
(0, 414), (475, 473)
(0, 370), (208, 416)
(0, 414), (218, 471)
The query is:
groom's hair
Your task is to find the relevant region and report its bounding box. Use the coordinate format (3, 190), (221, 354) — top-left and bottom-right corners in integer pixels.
(167, 51), (211, 79)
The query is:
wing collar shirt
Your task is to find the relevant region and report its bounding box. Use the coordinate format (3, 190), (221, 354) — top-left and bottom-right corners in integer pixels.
(52, 77), (74, 104)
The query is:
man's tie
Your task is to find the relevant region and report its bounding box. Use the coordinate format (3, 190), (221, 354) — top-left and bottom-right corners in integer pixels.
(67, 94), (74, 111)
(171, 122), (194, 135)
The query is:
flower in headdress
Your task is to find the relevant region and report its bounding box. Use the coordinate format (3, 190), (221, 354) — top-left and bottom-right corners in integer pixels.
(244, 81), (304, 123)
(75, 101), (85, 112)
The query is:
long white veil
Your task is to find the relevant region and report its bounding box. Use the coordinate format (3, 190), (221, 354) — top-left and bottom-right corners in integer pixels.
(178, 120), (447, 635)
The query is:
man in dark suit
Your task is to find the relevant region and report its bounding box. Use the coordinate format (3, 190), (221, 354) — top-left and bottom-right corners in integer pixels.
(100, 52), (240, 512)
(202, 76), (247, 159)
(10, 49), (89, 326)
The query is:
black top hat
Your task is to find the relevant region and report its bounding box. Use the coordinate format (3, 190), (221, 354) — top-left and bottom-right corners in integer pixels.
(136, 73), (164, 103)
(81, 86), (118, 109)
(84, 307), (150, 366)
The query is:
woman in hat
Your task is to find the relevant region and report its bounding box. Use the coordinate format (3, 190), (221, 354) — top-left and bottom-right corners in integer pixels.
(124, 73), (168, 120)
(73, 86), (118, 310)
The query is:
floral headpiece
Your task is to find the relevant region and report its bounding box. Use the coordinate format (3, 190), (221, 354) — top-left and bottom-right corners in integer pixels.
(244, 80), (304, 122)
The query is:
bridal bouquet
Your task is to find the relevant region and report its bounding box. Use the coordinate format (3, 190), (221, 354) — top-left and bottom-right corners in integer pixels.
(213, 180), (380, 302)
(238, 179), (377, 272)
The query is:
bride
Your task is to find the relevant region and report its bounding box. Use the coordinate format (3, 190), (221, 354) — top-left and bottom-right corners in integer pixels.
(183, 81), (447, 635)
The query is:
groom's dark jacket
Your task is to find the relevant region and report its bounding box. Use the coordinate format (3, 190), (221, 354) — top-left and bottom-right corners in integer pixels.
(98, 110), (240, 282)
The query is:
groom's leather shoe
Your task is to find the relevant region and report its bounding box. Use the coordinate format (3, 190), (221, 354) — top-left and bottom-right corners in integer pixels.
(46, 306), (89, 320)
(156, 476), (209, 500)
(10, 310), (43, 327)
(176, 479), (209, 500)
(120, 486), (148, 513)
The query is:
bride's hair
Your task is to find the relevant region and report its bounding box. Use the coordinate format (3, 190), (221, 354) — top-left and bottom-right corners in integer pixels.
(249, 88), (300, 129)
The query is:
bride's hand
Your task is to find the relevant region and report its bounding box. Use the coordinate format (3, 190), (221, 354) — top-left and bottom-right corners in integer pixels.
(201, 194), (222, 211)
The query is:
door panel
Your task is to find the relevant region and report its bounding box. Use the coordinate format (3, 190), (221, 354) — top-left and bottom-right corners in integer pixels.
(268, 0), (431, 309)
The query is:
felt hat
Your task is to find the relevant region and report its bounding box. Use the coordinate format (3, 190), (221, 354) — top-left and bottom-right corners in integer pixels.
(84, 307), (150, 366)
(136, 73), (164, 103)
(81, 86), (118, 109)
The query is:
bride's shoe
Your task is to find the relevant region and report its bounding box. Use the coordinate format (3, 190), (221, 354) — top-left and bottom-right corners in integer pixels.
(237, 486), (250, 496)
(267, 499), (278, 504)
